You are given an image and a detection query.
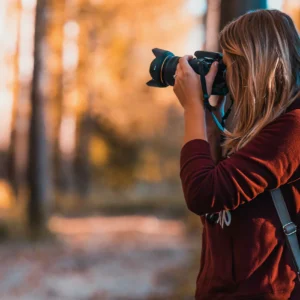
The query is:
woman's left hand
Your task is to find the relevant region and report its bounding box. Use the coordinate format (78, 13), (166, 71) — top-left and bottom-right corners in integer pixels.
(173, 55), (219, 111)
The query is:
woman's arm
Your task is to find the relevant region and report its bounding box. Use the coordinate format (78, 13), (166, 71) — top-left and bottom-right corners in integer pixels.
(180, 107), (300, 215)
(182, 96), (224, 165)
(183, 106), (207, 144)
(173, 55), (220, 149)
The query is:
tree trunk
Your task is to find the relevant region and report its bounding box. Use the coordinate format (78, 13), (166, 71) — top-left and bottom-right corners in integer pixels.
(74, 10), (92, 198)
(46, 0), (66, 197)
(0, 1), (22, 183)
(8, 0), (22, 197)
(28, 0), (49, 237)
(220, 0), (267, 30)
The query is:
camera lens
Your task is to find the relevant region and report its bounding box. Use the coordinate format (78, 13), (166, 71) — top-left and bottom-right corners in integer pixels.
(146, 48), (229, 96)
(163, 56), (180, 86)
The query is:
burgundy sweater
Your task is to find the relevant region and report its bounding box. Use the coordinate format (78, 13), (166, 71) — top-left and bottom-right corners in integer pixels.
(180, 98), (300, 300)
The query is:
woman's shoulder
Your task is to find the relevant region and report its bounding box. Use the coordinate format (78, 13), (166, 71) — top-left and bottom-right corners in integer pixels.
(222, 98), (300, 159)
(269, 97), (300, 130)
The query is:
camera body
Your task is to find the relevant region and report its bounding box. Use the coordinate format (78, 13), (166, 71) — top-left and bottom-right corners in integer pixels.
(146, 48), (228, 96)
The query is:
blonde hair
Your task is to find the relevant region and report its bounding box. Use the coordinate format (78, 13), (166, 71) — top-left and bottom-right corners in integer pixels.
(219, 9), (300, 156)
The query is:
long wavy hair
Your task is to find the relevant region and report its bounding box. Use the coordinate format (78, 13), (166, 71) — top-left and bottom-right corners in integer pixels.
(219, 9), (300, 156)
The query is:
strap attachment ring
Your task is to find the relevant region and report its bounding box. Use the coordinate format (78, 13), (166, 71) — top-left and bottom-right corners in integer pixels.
(283, 222), (297, 236)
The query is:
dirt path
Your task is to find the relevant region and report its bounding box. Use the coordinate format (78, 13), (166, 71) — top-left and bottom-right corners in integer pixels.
(0, 215), (197, 300)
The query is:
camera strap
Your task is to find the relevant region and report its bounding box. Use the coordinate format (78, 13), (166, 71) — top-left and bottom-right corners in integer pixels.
(198, 63), (233, 132)
(198, 63), (213, 110)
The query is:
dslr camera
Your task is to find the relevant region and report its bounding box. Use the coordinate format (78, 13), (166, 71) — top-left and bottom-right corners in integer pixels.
(146, 48), (228, 97)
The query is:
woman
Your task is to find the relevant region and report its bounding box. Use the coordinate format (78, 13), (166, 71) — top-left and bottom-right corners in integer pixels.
(173, 9), (300, 300)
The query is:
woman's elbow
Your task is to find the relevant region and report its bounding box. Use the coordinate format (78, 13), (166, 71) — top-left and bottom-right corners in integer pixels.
(185, 197), (205, 215)
(184, 190), (216, 215)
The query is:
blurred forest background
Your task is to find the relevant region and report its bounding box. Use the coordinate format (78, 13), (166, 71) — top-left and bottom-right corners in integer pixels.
(0, 0), (299, 299)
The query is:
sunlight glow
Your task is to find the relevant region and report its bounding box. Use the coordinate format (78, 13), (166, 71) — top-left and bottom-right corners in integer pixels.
(0, 89), (13, 150)
(63, 21), (79, 72)
(0, 2), (8, 46)
(185, 0), (207, 16)
(63, 42), (79, 71)
(267, 0), (283, 9)
(19, 0), (36, 80)
(49, 215), (185, 236)
(21, 0), (36, 10)
(64, 21), (80, 39)
(59, 113), (76, 157)
(0, 180), (14, 209)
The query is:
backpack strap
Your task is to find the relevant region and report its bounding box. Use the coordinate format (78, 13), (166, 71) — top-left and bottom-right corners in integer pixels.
(270, 188), (300, 282)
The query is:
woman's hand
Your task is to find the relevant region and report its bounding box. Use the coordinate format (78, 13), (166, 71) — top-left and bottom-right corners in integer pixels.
(173, 55), (220, 111)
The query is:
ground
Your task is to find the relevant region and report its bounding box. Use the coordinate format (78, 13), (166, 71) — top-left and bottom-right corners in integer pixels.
(0, 215), (199, 300)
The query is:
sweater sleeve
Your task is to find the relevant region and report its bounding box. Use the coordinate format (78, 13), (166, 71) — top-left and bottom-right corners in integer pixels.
(180, 109), (300, 215)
